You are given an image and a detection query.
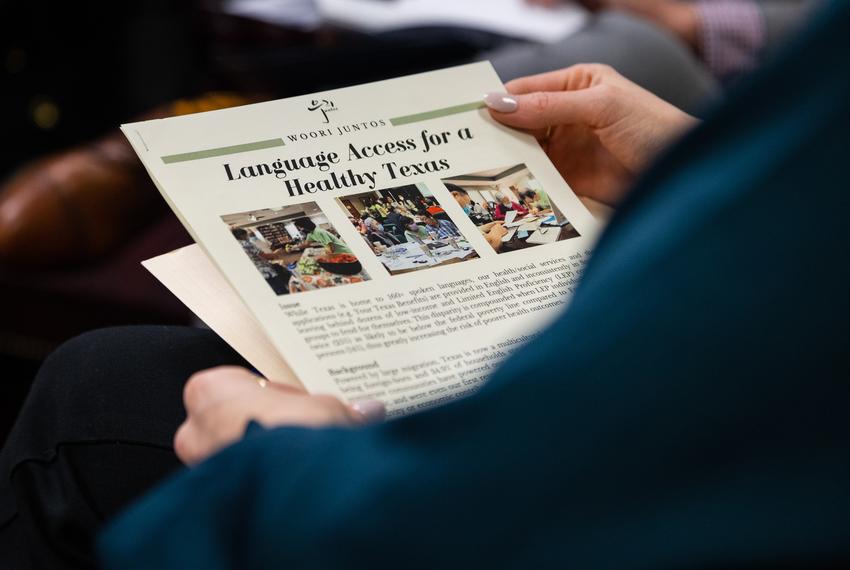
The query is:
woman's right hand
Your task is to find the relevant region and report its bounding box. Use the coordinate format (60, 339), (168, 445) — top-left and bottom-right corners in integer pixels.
(485, 64), (697, 206)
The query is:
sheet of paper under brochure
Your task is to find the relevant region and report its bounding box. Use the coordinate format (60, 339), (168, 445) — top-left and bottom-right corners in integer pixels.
(125, 61), (607, 418)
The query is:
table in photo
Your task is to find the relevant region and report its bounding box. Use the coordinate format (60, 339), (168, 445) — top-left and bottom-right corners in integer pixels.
(377, 239), (477, 275)
(499, 211), (579, 252)
(284, 247), (368, 292)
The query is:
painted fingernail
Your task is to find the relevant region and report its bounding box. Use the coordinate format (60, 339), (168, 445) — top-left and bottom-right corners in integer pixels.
(484, 92), (518, 113)
(351, 400), (386, 423)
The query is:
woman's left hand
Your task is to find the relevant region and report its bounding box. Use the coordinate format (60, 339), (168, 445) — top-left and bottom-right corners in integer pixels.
(174, 366), (385, 465)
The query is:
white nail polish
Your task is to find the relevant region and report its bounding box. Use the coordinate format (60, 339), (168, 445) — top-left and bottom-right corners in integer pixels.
(352, 400), (386, 423)
(484, 92), (518, 113)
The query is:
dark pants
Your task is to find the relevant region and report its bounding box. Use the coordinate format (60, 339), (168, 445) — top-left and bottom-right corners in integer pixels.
(0, 326), (246, 569)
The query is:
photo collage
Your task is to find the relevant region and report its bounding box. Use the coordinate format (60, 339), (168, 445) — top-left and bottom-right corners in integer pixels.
(223, 164), (580, 294)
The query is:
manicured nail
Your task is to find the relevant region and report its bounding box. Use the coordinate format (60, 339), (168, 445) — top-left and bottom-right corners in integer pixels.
(351, 400), (386, 423)
(484, 92), (518, 113)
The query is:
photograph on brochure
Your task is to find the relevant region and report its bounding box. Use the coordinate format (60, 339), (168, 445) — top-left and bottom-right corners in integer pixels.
(444, 163), (580, 254)
(336, 183), (480, 276)
(222, 202), (370, 295)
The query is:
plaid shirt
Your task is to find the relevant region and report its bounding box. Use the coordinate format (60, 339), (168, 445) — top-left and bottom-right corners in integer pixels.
(433, 219), (461, 239)
(696, 1), (765, 81)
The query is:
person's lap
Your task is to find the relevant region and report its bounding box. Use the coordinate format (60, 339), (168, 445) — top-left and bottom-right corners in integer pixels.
(0, 325), (246, 568)
(485, 11), (719, 114)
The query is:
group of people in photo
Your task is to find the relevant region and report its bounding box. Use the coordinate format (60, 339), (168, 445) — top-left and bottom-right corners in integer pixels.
(445, 184), (552, 226)
(343, 187), (462, 255)
(337, 186), (477, 276)
(223, 204), (367, 295)
(444, 164), (578, 253)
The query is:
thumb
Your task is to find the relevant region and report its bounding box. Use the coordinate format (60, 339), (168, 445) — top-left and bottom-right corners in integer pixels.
(485, 89), (602, 131)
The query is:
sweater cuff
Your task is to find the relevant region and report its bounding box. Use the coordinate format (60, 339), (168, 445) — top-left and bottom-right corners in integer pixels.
(695, 0), (766, 81)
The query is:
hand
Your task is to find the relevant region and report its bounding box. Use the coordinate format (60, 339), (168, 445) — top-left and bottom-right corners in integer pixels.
(480, 221), (509, 251)
(486, 64), (697, 206)
(174, 366), (385, 465)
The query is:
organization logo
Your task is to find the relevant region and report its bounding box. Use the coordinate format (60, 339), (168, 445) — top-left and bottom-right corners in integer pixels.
(308, 99), (338, 124)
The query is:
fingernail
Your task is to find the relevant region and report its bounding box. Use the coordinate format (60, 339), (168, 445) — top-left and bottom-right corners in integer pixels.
(351, 400), (386, 423)
(484, 92), (518, 113)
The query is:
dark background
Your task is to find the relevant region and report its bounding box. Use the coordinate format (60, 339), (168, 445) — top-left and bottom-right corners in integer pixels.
(0, 0), (494, 442)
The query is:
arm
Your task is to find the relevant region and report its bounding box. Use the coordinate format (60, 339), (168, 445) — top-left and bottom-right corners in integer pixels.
(545, 0), (819, 80)
(100, 16), (850, 561)
(479, 221), (508, 251)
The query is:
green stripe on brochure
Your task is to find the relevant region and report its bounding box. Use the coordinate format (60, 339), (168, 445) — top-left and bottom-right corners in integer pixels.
(390, 101), (487, 126)
(161, 138), (286, 164)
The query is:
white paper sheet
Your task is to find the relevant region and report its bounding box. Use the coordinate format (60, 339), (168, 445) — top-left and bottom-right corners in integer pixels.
(317, 0), (588, 42)
(143, 246), (301, 386)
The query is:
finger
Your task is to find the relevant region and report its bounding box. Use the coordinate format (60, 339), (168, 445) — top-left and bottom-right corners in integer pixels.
(266, 381), (308, 395)
(349, 399), (386, 424)
(504, 69), (571, 96)
(174, 420), (206, 465)
(488, 88), (603, 131)
(300, 394), (368, 427)
(503, 63), (612, 96)
(183, 366), (259, 414)
(489, 116), (548, 146)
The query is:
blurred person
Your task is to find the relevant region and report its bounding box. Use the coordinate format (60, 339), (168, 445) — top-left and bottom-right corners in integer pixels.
(384, 208), (412, 242)
(448, 185), (493, 224)
(425, 198), (446, 217)
(291, 218), (352, 254)
(529, 0), (819, 80)
(349, 216), (367, 235)
(230, 228), (292, 295)
(493, 193), (530, 220)
(361, 212), (383, 229)
(421, 214), (462, 240)
(365, 219), (401, 248)
(1, 3), (848, 569)
(403, 221), (431, 242)
(485, 0), (819, 113)
(521, 189), (552, 214)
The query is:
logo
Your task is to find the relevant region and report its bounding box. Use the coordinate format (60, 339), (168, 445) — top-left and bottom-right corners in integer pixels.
(308, 99), (338, 124)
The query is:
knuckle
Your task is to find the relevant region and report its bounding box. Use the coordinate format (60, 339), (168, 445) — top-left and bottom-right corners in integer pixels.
(173, 423), (194, 462)
(184, 366), (249, 409)
(569, 63), (595, 75)
(529, 91), (551, 113)
(594, 83), (617, 102)
(594, 83), (619, 106)
(184, 371), (212, 399)
(183, 374), (204, 409)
